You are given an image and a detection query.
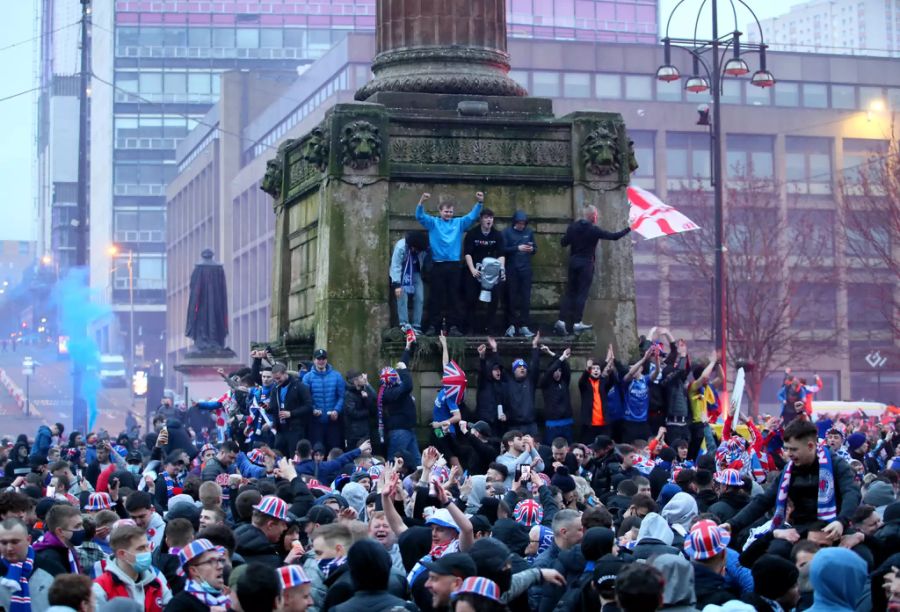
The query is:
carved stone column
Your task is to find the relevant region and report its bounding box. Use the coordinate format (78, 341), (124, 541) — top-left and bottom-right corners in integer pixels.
(356, 0), (526, 100)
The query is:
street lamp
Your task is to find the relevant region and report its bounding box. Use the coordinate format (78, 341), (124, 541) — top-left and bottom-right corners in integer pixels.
(658, 0), (775, 409)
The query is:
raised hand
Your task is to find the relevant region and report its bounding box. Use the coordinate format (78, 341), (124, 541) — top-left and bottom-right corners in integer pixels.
(477, 344), (487, 358)
(562, 348), (572, 360)
(475, 191), (484, 202)
(487, 337), (497, 352)
(532, 331), (541, 348)
(420, 192), (431, 203)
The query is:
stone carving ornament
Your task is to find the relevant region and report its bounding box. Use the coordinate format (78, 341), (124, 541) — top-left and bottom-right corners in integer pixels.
(302, 127), (330, 172)
(582, 123), (621, 177)
(340, 120), (382, 170)
(260, 158), (283, 198)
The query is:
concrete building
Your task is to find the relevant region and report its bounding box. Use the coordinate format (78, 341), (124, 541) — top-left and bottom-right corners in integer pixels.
(168, 31), (900, 411)
(36, 0), (659, 380)
(748, 0), (900, 57)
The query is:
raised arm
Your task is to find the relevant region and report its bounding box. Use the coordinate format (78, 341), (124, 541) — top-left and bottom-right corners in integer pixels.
(380, 467), (408, 536)
(439, 332), (449, 366)
(459, 191), (485, 226)
(624, 348), (652, 382)
(415, 192), (434, 229)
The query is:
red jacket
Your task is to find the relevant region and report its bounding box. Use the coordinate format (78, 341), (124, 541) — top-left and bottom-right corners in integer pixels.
(95, 567), (166, 612)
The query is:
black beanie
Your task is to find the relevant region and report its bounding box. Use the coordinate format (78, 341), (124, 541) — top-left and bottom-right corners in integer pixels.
(551, 467), (577, 494)
(582, 527), (616, 561)
(752, 554), (799, 600)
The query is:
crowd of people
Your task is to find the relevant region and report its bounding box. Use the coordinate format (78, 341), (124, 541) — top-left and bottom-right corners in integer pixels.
(0, 193), (898, 612)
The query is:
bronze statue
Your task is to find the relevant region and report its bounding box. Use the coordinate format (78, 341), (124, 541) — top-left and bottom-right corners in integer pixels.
(185, 249), (229, 352)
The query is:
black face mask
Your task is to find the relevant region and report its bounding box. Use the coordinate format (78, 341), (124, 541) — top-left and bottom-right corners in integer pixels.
(67, 529), (86, 547)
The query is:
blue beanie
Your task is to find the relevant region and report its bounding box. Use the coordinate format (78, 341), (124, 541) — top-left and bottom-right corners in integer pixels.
(846, 432), (867, 452)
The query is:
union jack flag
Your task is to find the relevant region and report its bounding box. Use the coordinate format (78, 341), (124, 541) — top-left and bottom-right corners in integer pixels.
(442, 361), (467, 403)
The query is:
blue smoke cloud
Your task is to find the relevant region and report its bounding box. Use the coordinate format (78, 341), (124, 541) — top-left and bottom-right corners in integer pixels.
(53, 268), (111, 432)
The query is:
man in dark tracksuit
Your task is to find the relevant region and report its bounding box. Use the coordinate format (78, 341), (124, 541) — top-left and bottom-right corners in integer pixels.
(463, 208), (506, 335)
(502, 210), (537, 338)
(555, 205), (631, 335)
(270, 363), (312, 458)
(475, 343), (506, 435)
(502, 339), (542, 438)
(538, 347), (574, 443)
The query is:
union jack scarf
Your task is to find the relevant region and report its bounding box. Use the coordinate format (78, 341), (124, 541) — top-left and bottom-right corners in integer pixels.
(771, 444), (837, 529)
(162, 470), (184, 498)
(184, 579), (231, 608)
(0, 545), (34, 612)
(244, 395), (275, 442)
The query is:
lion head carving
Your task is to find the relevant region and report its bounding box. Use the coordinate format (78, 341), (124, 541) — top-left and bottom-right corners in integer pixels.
(340, 120), (382, 170)
(302, 128), (329, 172)
(582, 123), (620, 177)
(260, 158), (283, 198)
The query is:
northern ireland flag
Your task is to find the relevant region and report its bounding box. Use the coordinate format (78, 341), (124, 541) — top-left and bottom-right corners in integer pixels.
(627, 185), (701, 239)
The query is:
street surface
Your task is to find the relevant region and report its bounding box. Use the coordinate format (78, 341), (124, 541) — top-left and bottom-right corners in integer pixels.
(0, 344), (140, 438)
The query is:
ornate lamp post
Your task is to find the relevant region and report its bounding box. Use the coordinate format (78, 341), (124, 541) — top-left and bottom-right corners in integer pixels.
(657, 0), (775, 402)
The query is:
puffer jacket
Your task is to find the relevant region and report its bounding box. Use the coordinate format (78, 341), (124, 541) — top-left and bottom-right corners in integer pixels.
(476, 355), (506, 427)
(503, 347), (541, 427)
(234, 523), (282, 569)
(343, 382), (375, 446)
(303, 365), (345, 423)
(30, 425), (53, 460)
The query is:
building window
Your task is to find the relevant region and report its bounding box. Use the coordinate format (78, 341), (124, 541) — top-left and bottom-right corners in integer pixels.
(791, 283), (837, 329)
(188, 28), (211, 47)
(630, 130), (655, 178)
(532, 71), (560, 96)
(788, 208), (835, 256)
(842, 138), (888, 184)
(786, 136), (832, 193)
(726, 134), (774, 178)
(595, 73), (622, 99)
(563, 73), (591, 98)
(212, 28), (235, 48)
(670, 279), (712, 327)
(720, 79), (742, 104)
(508, 70), (529, 90)
(656, 77), (681, 102)
(802, 83), (828, 108)
(774, 82), (800, 107)
(236, 28), (260, 49)
(847, 283), (892, 332)
(745, 81), (771, 106)
(666, 132), (710, 180)
(844, 210), (891, 259)
(624, 75), (652, 100)
(858, 86), (884, 110)
(260, 28), (283, 48)
(831, 85), (856, 109)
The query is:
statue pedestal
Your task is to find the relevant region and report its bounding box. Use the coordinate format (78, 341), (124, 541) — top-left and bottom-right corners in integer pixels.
(173, 349), (242, 402)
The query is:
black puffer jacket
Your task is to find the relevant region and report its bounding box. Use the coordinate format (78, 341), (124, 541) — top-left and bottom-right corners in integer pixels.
(708, 490), (750, 524)
(234, 523), (282, 569)
(502, 347), (541, 427)
(343, 382), (375, 446)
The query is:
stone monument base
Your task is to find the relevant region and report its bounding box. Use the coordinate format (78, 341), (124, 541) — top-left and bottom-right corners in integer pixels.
(174, 349), (242, 402)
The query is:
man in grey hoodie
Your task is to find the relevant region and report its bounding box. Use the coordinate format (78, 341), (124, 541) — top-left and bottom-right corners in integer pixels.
(502, 210), (537, 338)
(650, 554), (701, 612)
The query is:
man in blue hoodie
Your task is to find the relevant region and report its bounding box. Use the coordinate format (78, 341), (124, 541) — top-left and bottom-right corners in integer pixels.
(415, 190), (483, 336)
(502, 210), (537, 338)
(302, 348), (345, 451)
(30, 423), (64, 461)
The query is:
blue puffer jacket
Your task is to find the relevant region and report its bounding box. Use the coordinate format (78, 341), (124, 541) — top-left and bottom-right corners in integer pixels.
(302, 365), (345, 423)
(30, 425), (53, 460)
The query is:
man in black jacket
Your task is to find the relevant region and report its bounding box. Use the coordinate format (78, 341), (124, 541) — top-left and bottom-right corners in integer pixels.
(475, 343), (506, 435)
(270, 363), (312, 459)
(458, 420), (498, 476)
(724, 419), (860, 546)
(539, 346), (574, 443)
(494, 334), (542, 438)
(234, 495), (289, 569)
(323, 539), (414, 612)
(708, 469), (750, 524)
(343, 370), (376, 450)
(587, 436), (622, 503)
(381, 336), (420, 466)
(554, 205), (630, 335)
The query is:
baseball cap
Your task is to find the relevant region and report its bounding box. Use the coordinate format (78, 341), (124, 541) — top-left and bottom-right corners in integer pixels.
(472, 421), (493, 437)
(301, 505), (336, 526)
(313, 348), (327, 360)
(593, 557), (629, 588)
(426, 508), (460, 532)
(346, 369), (362, 380)
(421, 552), (477, 578)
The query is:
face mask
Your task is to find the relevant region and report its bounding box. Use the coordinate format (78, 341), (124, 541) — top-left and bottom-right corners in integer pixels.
(68, 529), (86, 546)
(199, 580), (220, 594)
(127, 464), (141, 474)
(131, 551), (152, 573)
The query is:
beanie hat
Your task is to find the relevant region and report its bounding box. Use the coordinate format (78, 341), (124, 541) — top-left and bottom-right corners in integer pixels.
(863, 481), (896, 507)
(883, 501), (900, 523)
(513, 499), (544, 527)
(752, 554), (800, 600)
(847, 432), (867, 452)
(551, 467), (576, 494)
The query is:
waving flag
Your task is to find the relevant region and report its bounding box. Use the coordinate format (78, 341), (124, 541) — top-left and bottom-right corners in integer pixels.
(627, 185), (701, 239)
(442, 361), (467, 404)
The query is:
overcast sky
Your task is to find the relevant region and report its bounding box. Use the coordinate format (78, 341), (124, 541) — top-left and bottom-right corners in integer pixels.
(0, 0), (813, 244)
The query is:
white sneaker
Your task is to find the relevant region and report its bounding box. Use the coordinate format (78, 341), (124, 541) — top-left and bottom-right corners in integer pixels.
(554, 320), (568, 335)
(518, 326), (535, 338)
(504, 325), (516, 337)
(573, 321), (593, 333)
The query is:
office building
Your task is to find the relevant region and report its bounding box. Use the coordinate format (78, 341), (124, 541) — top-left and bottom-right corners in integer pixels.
(748, 0), (900, 57)
(168, 32), (899, 412)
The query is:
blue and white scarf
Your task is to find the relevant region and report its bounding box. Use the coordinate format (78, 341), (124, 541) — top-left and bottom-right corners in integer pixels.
(317, 556), (347, 580)
(407, 538), (460, 585)
(401, 248), (417, 294)
(0, 545), (34, 612)
(185, 579), (231, 608)
(771, 445), (837, 529)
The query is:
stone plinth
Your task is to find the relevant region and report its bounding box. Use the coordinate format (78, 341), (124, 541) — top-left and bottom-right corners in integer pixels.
(356, 0), (525, 100)
(174, 349), (242, 402)
(259, 93), (639, 436)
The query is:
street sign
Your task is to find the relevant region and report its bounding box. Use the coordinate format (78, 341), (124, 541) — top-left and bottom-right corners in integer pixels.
(865, 350), (887, 369)
(22, 356), (33, 377)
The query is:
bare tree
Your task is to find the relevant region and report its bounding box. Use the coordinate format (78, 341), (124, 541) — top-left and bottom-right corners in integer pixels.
(662, 172), (838, 416)
(839, 136), (899, 336)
